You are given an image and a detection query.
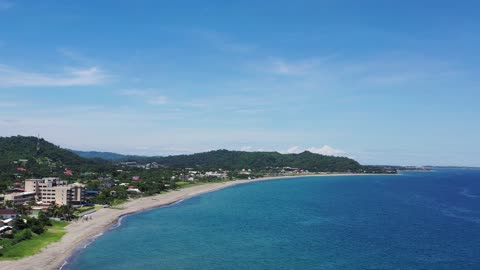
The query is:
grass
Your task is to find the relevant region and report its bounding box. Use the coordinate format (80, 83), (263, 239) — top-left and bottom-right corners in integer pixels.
(111, 199), (127, 207)
(74, 205), (104, 215)
(0, 220), (68, 260)
(74, 206), (94, 214)
(175, 181), (206, 189)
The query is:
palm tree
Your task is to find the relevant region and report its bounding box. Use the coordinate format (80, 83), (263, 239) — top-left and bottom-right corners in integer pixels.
(58, 205), (75, 221)
(46, 202), (57, 217)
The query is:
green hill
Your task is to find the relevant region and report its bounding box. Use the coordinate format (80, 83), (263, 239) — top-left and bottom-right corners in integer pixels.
(0, 136), (389, 184)
(124, 149), (366, 172)
(0, 136), (111, 178)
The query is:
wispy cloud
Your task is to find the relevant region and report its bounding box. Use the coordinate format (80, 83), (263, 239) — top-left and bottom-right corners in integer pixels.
(246, 54), (465, 95)
(119, 89), (168, 105)
(255, 58), (319, 76)
(0, 0), (13, 10)
(306, 145), (346, 156)
(0, 65), (107, 87)
(57, 48), (98, 66)
(195, 29), (255, 53)
(0, 101), (17, 107)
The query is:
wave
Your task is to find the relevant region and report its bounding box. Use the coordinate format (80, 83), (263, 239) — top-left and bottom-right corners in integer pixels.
(459, 188), (480, 198)
(403, 193), (480, 224)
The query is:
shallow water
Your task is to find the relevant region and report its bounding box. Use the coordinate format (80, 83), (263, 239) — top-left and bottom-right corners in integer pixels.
(67, 169), (480, 269)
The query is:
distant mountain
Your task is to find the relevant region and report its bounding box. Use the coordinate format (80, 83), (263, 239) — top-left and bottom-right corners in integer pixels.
(72, 150), (128, 160)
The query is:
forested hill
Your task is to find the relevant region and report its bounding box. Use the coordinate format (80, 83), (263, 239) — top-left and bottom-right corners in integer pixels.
(0, 136), (111, 177)
(1, 136), (381, 176)
(75, 149), (369, 172)
(125, 150), (365, 172)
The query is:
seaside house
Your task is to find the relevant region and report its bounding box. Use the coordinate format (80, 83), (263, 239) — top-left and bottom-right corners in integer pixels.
(4, 192), (36, 206)
(0, 225), (13, 235)
(0, 218), (14, 226)
(0, 209), (19, 219)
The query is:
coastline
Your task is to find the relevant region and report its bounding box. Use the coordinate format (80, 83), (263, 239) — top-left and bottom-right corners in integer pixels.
(0, 173), (389, 270)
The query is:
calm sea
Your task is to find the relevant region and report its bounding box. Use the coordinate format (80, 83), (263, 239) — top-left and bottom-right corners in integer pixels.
(66, 169), (480, 269)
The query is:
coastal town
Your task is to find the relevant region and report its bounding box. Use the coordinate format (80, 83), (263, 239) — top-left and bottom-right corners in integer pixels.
(0, 162), (340, 259)
(0, 136), (397, 268)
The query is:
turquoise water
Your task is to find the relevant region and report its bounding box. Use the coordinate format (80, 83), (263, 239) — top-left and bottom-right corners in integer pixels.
(67, 170), (480, 269)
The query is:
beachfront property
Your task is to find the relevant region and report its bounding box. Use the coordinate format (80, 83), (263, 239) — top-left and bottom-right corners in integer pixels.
(24, 178), (86, 205)
(205, 171), (228, 178)
(0, 209), (19, 219)
(3, 191), (36, 206)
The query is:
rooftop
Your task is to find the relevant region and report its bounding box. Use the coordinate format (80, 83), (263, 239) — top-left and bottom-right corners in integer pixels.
(0, 209), (19, 215)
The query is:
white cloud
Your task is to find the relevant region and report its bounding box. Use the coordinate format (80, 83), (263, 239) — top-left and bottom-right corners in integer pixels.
(287, 146), (301, 153)
(240, 146), (253, 151)
(0, 65), (106, 87)
(306, 145), (346, 156)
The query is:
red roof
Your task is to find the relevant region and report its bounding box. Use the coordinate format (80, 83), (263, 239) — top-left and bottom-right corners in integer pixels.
(0, 209), (18, 215)
(17, 167), (27, 171)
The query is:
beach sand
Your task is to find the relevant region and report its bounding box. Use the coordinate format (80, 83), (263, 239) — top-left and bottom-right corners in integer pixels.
(0, 174), (371, 270)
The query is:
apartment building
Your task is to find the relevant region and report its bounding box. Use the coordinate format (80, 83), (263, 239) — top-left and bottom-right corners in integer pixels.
(24, 178), (86, 205)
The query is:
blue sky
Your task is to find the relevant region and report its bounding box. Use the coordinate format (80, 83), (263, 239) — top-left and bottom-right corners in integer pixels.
(0, 0), (479, 166)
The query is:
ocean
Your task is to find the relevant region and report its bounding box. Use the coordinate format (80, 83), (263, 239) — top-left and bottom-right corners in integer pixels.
(66, 169), (480, 269)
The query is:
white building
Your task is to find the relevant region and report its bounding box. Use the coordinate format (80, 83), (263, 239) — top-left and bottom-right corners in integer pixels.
(24, 178), (86, 205)
(4, 192), (36, 206)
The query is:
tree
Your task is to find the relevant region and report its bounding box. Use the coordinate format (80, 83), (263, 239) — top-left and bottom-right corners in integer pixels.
(46, 202), (57, 217)
(58, 205), (75, 221)
(38, 211), (52, 226)
(13, 216), (28, 230)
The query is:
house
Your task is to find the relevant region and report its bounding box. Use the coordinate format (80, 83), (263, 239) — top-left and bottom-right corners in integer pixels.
(0, 218), (14, 226)
(127, 187), (141, 193)
(132, 176), (141, 181)
(4, 192), (36, 206)
(0, 226), (12, 235)
(0, 209), (19, 219)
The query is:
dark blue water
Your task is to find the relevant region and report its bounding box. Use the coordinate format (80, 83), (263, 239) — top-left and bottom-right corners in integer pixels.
(67, 170), (480, 269)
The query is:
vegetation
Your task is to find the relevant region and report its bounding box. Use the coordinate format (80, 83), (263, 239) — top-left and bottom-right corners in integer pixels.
(0, 136), (115, 193)
(125, 149), (364, 171)
(0, 220), (67, 260)
(45, 203), (76, 221)
(0, 136), (395, 195)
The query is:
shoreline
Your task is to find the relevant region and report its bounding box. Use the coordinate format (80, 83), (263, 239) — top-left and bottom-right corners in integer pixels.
(0, 173), (392, 270)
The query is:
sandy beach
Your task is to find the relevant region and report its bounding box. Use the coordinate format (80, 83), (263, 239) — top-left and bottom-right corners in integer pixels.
(0, 174), (373, 270)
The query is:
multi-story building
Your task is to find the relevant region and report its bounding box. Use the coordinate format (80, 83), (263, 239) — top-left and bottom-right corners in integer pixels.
(24, 178), (86, 205)
(4, 192), (36, 206)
